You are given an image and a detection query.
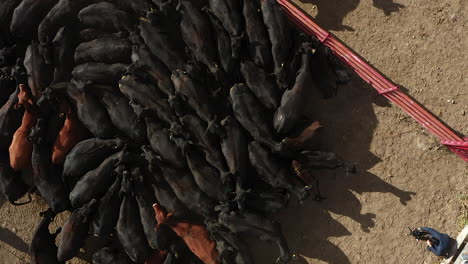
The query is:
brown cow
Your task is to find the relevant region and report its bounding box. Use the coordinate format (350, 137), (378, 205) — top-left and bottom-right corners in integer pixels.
(282, 121), (322, 151)
(9, 84), (36, 170)
(153, 204), (220, 264)
(51, 101), (86, 164)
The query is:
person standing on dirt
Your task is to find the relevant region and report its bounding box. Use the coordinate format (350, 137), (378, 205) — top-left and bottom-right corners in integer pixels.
(415, 227), (453, 257)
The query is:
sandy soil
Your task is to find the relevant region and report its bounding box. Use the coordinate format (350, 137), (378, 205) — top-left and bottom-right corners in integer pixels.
(1, 0), (466, 264)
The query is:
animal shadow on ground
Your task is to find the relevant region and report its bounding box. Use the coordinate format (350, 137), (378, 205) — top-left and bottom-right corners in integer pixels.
(249, 72), (415, 263)
(0, 197), (29, 254)
(305, 72), (416, 262)
(298, 0), (405, 31)
(0, 197), (6, 208)
(0, 227), (29, 253)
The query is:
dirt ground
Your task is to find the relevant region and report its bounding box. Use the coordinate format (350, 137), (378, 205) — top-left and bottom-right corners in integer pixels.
(1, 0), (467, 264)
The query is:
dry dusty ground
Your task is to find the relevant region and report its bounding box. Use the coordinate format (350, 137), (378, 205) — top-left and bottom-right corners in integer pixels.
(0, 0), (467, 263)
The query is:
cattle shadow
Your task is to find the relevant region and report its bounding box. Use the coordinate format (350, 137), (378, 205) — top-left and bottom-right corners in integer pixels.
(297, 0), (405, 31)
(249, 67), (415, 263)
(0, 197), (5, 208)
(296, 72), (415, 263)
(248, 201), (352, 264)
(0, 198), (29, 254)
(0, 227), (29, 253)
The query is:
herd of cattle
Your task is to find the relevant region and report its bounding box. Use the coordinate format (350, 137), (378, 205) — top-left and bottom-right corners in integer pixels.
(0, 0), (355, 263)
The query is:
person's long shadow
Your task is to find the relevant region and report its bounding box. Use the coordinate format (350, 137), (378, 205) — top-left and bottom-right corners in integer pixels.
(298, 0), (405, 31)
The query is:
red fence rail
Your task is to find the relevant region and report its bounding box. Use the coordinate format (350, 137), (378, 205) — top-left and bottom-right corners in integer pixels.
(277, 0), (468, 162)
